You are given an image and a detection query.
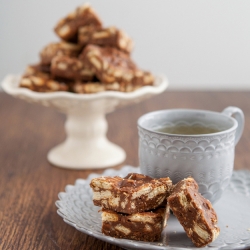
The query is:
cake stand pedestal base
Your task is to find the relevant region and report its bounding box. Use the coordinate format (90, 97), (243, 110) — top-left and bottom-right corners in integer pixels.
(47, 113), (126, 169)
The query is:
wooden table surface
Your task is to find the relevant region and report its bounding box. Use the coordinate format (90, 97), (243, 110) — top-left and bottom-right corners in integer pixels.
(0, 91), (250, 250)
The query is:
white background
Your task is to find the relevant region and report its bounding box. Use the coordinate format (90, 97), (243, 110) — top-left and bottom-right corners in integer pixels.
(0, 0), (250, 90)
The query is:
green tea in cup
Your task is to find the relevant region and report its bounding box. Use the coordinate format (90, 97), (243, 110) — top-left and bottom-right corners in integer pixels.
(155, 125), (220, 135)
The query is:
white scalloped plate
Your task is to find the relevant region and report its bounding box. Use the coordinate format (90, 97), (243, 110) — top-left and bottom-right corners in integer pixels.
(56, 166), (250, 250)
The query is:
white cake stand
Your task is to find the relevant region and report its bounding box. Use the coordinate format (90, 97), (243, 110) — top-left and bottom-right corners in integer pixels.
(2, 75), (168, 169)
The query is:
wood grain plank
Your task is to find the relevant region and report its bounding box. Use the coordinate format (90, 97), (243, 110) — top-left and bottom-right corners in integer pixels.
(0, 91), (249, 250)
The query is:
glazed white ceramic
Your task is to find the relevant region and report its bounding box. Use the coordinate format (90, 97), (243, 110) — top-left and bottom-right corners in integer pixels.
(138, 107), (244, 203)
(1, 74), (168, 169)
(56, 165), (250, 250)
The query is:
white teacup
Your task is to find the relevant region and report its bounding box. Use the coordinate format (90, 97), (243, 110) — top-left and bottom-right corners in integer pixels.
(138, 107), (244, 203)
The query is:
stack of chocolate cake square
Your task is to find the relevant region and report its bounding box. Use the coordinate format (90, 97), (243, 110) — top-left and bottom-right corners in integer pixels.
(90, 173), (172, 242)
(19, 3), (154, 94)
(90, 173), (221, 247)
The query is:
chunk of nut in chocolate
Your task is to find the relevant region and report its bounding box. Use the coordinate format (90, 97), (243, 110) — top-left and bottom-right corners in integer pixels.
(51, 55), (94, 81)
(54, 3), (102, 41)
(72, 82), (105, 94)
(78, 26), (133, 53)
(20, 75), (69, 93)
(40, 42), (82, 65)
(90, 173), (172, 214)
(101, 206), (170, 242)
(168, 177), (220, 247)
(80, 45), (154, 86)
(20, 65), (69, 92)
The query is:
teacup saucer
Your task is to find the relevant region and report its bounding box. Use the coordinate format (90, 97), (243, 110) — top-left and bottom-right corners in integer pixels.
(56, 165), (250, 250)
